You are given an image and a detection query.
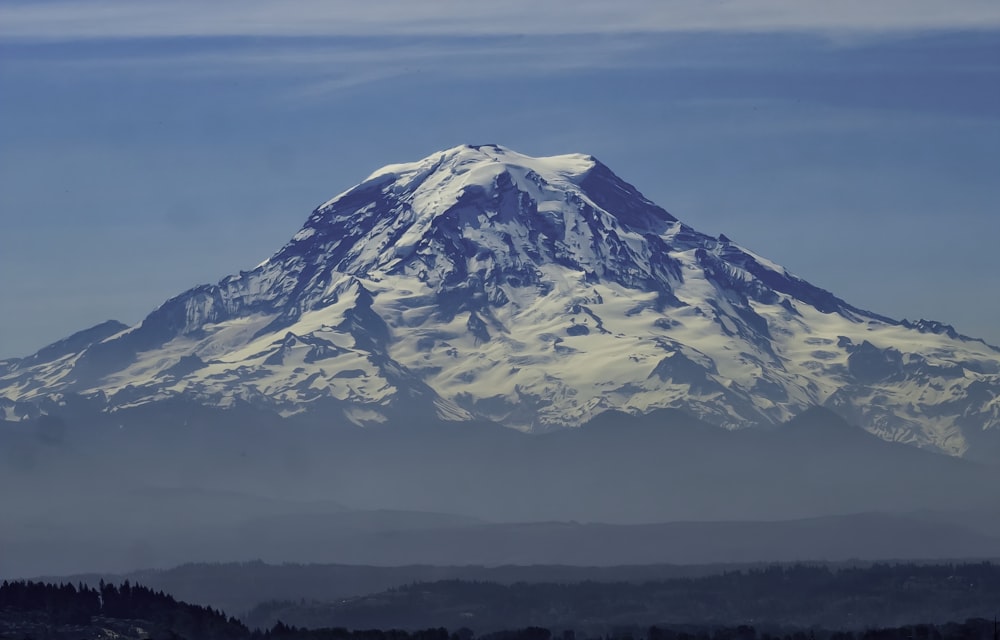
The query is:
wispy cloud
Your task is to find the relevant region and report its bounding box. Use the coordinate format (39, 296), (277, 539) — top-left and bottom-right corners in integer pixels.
(3, 0), (1000, 40)
(13, 36), (656, 75)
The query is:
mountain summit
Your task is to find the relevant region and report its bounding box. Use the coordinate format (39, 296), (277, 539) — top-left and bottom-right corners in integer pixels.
(2, 144), (998, 456)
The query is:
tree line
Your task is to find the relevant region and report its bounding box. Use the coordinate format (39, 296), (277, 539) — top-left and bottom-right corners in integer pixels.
(0, 578), (245, 637)
(2, 575), (999, 640)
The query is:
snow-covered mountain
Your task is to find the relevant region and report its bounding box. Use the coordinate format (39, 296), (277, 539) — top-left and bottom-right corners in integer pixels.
(3, 144), (999, 456)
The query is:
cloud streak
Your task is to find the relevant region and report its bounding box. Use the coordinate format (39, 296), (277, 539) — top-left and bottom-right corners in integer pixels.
(3, 0), (1000, 40)
(7, 36), (656, 75)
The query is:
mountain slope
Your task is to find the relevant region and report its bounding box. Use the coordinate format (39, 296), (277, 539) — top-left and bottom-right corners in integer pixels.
(2, 144), (998, 455)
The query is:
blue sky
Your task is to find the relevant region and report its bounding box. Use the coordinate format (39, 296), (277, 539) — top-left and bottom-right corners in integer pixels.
(1, 1), (999, 357)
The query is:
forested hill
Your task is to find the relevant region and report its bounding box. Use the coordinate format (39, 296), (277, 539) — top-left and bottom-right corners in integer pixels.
(2, 580), (1000, 640)
(245, 563), (1000, 632)
(4, 566), (1000, 640)
(0, 579), (246, 639)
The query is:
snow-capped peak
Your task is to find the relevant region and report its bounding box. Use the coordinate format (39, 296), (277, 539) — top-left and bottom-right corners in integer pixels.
(361, 144), (597, 190)
(2, 145), (999, 457)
